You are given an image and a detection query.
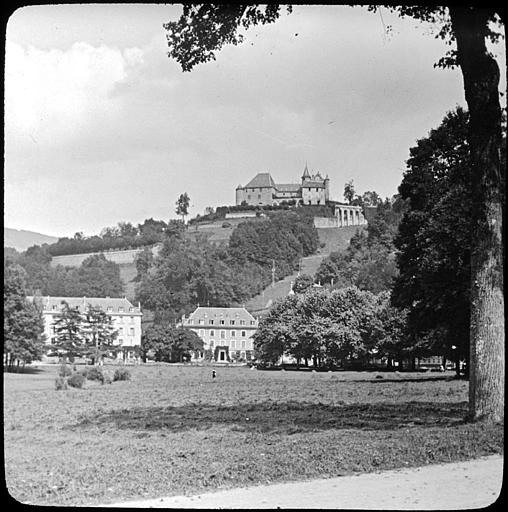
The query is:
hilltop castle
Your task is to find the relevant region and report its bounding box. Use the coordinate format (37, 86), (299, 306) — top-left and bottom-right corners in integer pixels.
(236, 164), (330, 207)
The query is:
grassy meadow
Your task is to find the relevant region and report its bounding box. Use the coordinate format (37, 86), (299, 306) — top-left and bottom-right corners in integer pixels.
(4, 364), (503, 506)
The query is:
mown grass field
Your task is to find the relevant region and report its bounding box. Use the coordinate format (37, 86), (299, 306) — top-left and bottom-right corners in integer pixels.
(4, 365), (503, 506)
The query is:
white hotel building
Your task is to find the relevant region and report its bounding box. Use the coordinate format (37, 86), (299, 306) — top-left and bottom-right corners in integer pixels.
(181, 307), (258, 362)
(28, 296), (142, 361)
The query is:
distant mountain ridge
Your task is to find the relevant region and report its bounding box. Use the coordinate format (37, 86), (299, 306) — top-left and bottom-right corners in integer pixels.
(4, 228), (59, 252)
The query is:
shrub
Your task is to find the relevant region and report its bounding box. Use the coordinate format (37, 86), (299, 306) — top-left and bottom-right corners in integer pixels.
(58, 364), (73, 377)
(67, 373), (86, 389)
(79, 367), (90, 378)
(85, 366), (105, 384)
(113, 368), (131, 381)
(104, 374), (112, 385)
(55, 377), (68, 391)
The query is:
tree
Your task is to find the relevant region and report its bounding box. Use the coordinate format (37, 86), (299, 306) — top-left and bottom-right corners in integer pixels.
(141, 324), (203, 362)
(3, 263), (46, 371)
(134, 247), (154, 279)
(293, 274), (314, 293)
(392, 107), (473, 376)
(51, 301), (85, 362)
(175, 193), (190, 224)
(164, 5), (505, 422)
(343, 180), (355, 204)
(82, 305), (119, 364)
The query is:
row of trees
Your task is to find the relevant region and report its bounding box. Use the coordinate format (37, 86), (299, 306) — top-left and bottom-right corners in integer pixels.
(5, 247), (125, 298)
(254, 287), (412, 369)
(46, 218), (171, 256)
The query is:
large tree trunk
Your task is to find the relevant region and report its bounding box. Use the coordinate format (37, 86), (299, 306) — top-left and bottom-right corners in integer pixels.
(450, 7), (504, 422)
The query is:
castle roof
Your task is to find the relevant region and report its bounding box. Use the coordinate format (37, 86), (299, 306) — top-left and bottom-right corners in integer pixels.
(302, 181), (326, 188)
(302, 163), (311, 179)
(27, 296), (142, 315)
(244, 173), (276, 189)
(276, 183), (301, 192)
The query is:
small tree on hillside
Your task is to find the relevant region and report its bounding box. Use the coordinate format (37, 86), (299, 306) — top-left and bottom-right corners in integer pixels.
(344, 180), (355, 204)
(175, 193), (190, 224)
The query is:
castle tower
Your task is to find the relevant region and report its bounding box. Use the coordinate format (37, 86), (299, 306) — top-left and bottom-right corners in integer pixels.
(302, 162), (311, 183)
(324, 174), (330, 202)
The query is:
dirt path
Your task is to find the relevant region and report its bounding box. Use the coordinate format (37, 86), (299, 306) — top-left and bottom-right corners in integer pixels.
(100, 455), (503, 509)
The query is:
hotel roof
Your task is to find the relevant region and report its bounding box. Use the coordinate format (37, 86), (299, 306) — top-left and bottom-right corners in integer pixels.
(185, 306), (257, 323)
(27, 296), (142, 315)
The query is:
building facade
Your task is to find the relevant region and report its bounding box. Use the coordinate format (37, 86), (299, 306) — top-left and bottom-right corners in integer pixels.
(236, 164), (330, 207)
(181, 307), (258, 362)
(29, 296), (143, 361)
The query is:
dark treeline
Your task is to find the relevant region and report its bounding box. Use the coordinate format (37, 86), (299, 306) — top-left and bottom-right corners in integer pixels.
(46, 218), (171, 256)
(4, 247), (124, 298)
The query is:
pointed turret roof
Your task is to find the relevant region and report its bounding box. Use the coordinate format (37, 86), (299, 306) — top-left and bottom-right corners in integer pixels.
(302, 163), (311, 180)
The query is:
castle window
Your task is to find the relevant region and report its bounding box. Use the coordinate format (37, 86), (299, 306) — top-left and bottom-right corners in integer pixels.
(258, 194), (261, 199)
(247, 195), (251, 200)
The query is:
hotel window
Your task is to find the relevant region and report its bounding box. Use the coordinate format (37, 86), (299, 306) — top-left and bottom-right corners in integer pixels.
(52, 305), (57, 311)
(119, 307), (124, 313)
(231, 340), (236, 349)
(250, 321), (256, 325)
(107, 307), (113, 313)
(220, 320), (225, 325)
(199, 329), (204, 336)
(240, 320), (245, 325)
(130, 316), (134, 323)
(129, 307), (134, 312)
(231, 331), (236, 337)
(209, 319), (214, 325)
(129, 327), (135, 336)
(230, 320), (235, 325)
(209, 340), (215, 348)
(119, 327), (124, 335)
(241, 340), (246, 349)
(209, 330), (215, 337)
(220, 331), (226, 339)
(241, 331), (246, 337)
(199, 319), (204, 325)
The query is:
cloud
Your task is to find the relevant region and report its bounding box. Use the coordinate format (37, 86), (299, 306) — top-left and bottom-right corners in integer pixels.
(4, 41), (143, 155)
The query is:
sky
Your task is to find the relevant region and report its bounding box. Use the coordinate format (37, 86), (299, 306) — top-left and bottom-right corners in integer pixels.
(4, 4), (506, 238)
